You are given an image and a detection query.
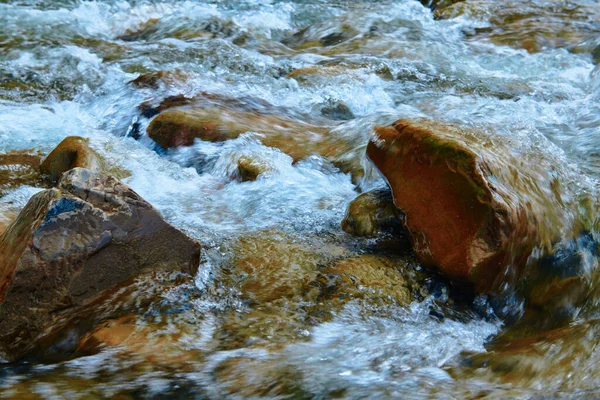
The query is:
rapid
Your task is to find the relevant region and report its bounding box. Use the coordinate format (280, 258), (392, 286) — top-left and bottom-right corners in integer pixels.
(1, 0), (600, 398)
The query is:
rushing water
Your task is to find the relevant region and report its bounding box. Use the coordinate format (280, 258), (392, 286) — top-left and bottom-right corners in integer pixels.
(2, 0), (600, 398)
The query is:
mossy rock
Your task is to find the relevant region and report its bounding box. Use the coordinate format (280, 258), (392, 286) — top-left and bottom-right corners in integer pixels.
(342, 188), (402, 237)
(313, 254), (426, 308)
(234, 155), (273, 182)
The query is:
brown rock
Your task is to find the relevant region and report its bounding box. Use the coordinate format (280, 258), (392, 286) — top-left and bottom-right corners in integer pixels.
(234, 156), (272, 182)
(457, 319), (600, 389)
(342, 188), (402, 237)
(40, 136), (101, 183)
(316, 254), (423, 307)
(130, 70), (191, 90)
(228, 231), (322, 303)
(146, 108), (363, 179)
(435, 0), (600, 53)
(77, 314), (201, 365)
(0, 168), (200, 361)
(0, 150), (44, 196)
(367, 118), (585, 292)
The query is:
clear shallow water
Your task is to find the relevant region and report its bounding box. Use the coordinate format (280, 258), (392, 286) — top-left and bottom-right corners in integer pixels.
(1, 0), (600, 398)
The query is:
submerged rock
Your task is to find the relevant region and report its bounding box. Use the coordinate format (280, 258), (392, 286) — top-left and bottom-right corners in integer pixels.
(40, 136), (101, 183)
(77, 314), (201, 365)
(367, 118), (592, 297)
(227, 231), (325, 304)
(456, 318), (600, 390)
(0, 150), (44, 196)
(435, 0), (600, 54)
(0, 168), (200, 362)
(341, 188), (402, 237)
(314, 254), (425, 308)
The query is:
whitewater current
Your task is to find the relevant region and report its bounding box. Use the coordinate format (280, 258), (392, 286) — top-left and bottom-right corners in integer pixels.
(2, 0), (600, 398)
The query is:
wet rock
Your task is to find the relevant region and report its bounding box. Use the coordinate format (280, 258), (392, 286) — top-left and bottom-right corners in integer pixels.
(77, 314), (201, 365)
(436, 0), (600, 53)
(341, 188), (402, 237)
(228, 231), (323, 303)
(282, 23), (359, 50)
(286, 65), (359, 82)
(40, 136), (101, 183)
(117, 18), (161, 41)
(147, 109), (244, 148)
(321, 99), (355, 121)
(129, 70), (191, 90)
(419, 0), (463, 12)
(0, 150), (44, 196)
(138, 94), (193, 118)
(315, 254), (424, 307)
(0, 168), (200, 361)
(212, 354), (309, 399)
(367, 118), (588, 294)
(457, 319), (600, 389)
(146, 108), (363, 179)
(234, 155), (272, 182)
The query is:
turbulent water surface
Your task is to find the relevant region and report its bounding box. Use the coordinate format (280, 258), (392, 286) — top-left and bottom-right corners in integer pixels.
(2, 0), (600, 398)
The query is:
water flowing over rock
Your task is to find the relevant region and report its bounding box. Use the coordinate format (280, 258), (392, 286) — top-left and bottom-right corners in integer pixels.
(367, 118), (594, 297)
(0, 168), (200, 362)
(0, 150), (44, 197)
(435, 0), (600, 54)
(146, 106), (364, 180)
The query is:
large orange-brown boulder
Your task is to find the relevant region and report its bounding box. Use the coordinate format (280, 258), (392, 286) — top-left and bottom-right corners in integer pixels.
(366, 118), (591, 293)
(0, 168), (200, 361)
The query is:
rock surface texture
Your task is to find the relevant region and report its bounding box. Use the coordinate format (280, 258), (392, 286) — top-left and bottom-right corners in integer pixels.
(341, 188), (402, 237)
(367, 118), (589, 294)
(0, 168), (200, 361)
(40, 136), (101, 183)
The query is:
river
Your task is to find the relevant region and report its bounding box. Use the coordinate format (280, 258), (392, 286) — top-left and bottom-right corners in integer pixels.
(1, 0), (600, 398)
